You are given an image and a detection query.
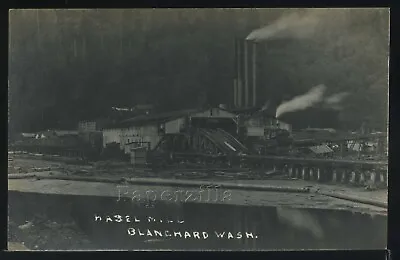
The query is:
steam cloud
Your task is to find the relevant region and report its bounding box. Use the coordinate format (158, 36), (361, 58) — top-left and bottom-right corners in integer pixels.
(323, 92), (349, 110)
(246, 11), (324, 42)
(276, 84), (327, 118)
(247, 9), (353, 118)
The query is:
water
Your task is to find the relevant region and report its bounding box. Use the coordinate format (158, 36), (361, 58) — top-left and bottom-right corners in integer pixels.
(8, 191), (386, 250)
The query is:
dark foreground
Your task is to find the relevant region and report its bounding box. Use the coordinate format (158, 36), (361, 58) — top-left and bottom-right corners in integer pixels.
(8, 179), (387, 250)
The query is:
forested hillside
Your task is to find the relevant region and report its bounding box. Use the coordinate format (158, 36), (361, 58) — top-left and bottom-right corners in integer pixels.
(8, 9), (389, 132)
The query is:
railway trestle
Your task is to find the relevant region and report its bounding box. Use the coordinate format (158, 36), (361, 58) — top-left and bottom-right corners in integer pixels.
(240, 155), (387, 187)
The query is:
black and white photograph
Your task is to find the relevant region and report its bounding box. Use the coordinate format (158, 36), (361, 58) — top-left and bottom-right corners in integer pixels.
(7, 8), (389, 251)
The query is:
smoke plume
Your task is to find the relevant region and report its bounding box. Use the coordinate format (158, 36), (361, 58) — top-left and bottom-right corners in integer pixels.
(323, 92), (349, 110)
(276, 84), (327, 118)
(246, 10), (324, 42)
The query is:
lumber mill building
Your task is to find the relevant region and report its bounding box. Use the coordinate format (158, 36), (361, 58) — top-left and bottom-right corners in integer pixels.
(102, 105), (292, 156)
(102, 106), (238, 152)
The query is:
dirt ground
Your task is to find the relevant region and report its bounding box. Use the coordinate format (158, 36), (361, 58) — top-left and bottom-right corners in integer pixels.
(8, 154), (388, 187)
(7, 155), (268, 180)
(8, 154), (387, 202)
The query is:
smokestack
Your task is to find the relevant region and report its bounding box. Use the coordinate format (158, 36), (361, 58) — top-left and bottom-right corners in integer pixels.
(233, 39), (238, 107)
(237, 39), (243, 108)
(244, 40), (249, 108)
(233, 79), (238, 107)
(252, 42), (257, 107)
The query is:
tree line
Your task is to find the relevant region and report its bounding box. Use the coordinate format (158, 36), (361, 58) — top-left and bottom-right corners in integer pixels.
(8, 9), (389, 132)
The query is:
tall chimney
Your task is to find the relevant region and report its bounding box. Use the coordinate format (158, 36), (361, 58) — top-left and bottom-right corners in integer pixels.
(252, 42), (257, 107)
(233, 79), (237, 107)
(233, 39), (238, 107)
(244, 40), (249, 108)
(237, 40), (243, 108)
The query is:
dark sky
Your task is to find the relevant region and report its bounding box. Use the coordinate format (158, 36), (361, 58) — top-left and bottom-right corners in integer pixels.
(8, 9), (389, 132)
